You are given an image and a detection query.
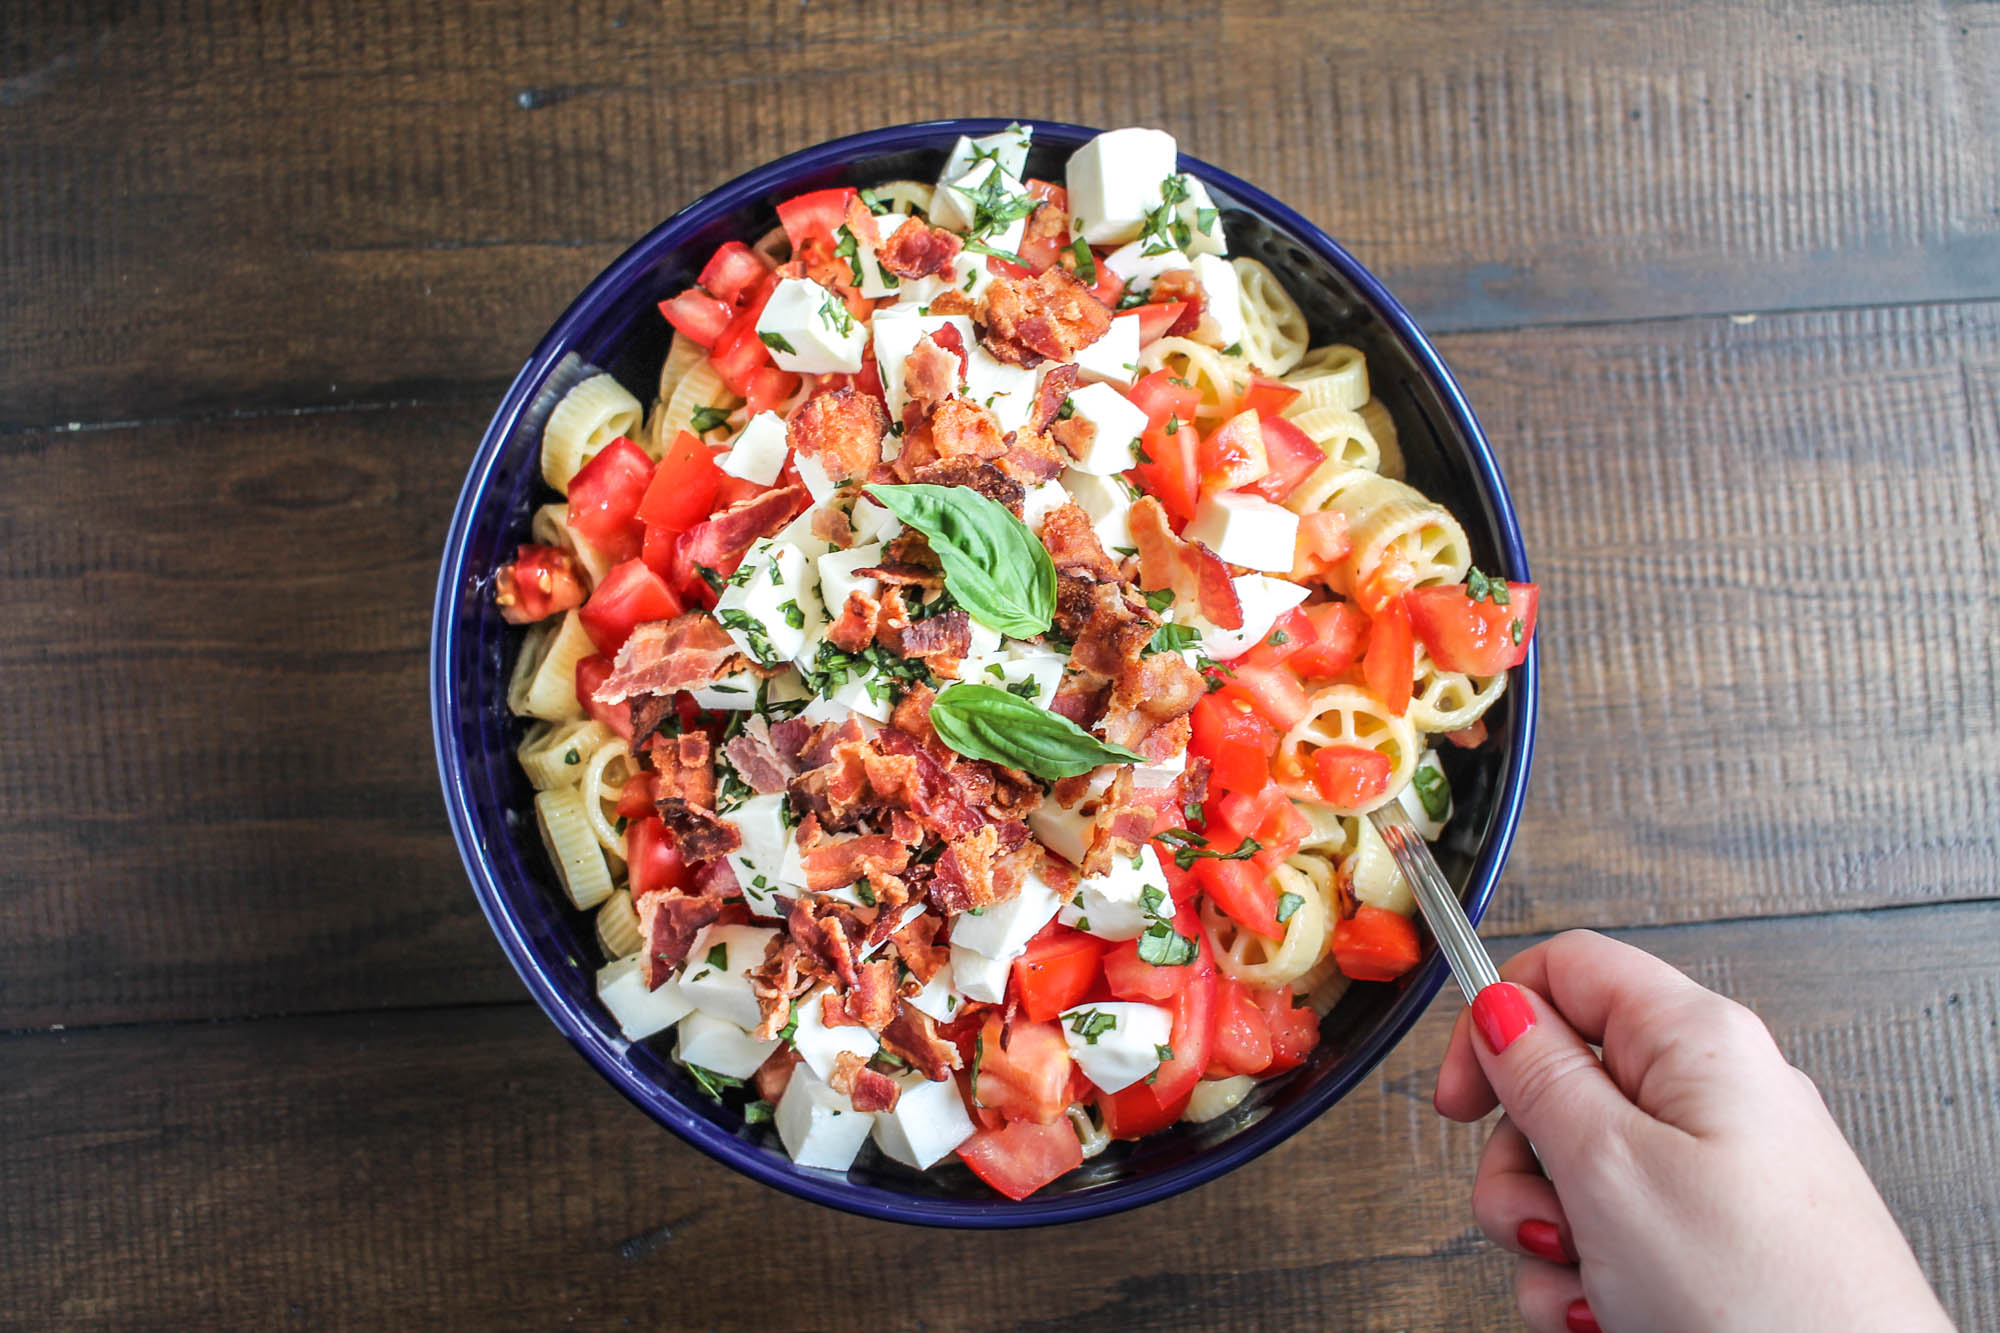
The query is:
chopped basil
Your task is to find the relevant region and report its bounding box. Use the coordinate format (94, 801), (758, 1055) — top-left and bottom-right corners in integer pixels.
(1196, 206), (1218, 236)
(703, 943), (729, 972)
(1155, 1043), (1175, 1063)
(1183, 797), (1204, 823)
(716, 608), (781, 665)
(1412, 762), (1452, 821)
(1168, 834), (1261, 872)
(1075, 915), (1089, 931)
(1165, 414), (1181, 436)
(563, 748), (580, 765)
(1466, 567), (1510, 605)
(818, 291), (856, 338)
(1136, 921), (1196, 966)
(689, 404), (732, 435)
(1155, 827), (1207, 849)
(780, 599), (805, 630)
(1004, 678), (1038, 701)
(1145, 588), (1176, 612)
(970, 1030), (985, 1104)
(1222, 342), (1243, 357)
(1068, 235), (1096, 284)
(831, 224), (859, 266)
(1056, 396), (1076, 421)
(685, 1064), (743, 1102)
(613, 815), (628, 834)
(1146, 623), (1202, 656)
(726, 561), (756, 587)
(950, 167), (1039, 247)
(1139, 885), (1167, 917)
(853, 879), (877, 907)
(759, 330), (797, 356)
(1266, 629), (1290, 646)
(1511, 618), (1525, 645)
(1067, 1008), (1117, 1044)
(742, 1099), (775, 1125)
(694, 563), (726, 594)
(1276, 891), (1305, 924)
(857, 187), (892, 215)
(777, 1003), (799, 1046)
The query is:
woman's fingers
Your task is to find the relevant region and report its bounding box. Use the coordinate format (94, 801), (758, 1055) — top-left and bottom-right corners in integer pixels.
(1513, 1255), (1589, 1333)
(1472, 1116), (1575, 1262)
(1434, 1004), (1500, 1122)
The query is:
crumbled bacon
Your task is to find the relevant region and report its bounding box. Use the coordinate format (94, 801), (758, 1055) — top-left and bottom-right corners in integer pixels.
(1053, 571), (1103, 640)
(1022, 200), (1070, 270)
(639, 891), (723, 986)
(788, 896), (867, 989)
(887, 608), (972, 662)
(927, 398), (1007, 462)
(789, 386), (890, 483)
(630, 693), (680, 750)
(1129, 496), (1244, 629)
(870, 727), (987, 839)
(810, 501), (861, 550)
(929, 823), (1010, 915)
(722, 716), (798, 795)
(994, 431), (1070, 486)
(680, 485), (810, 575)
(881, 1002), (962, 1081)
(694, 857), (741, 899)
(926, 289), (976, 317)
(842, 194), (882, 249)
(1151, 268), (1206, 337)
(801, 833), (910, 895)
(1040, 502), (1121, 582)
(878, 219), (964, 279)
(769, 717), (817, 766)
(753, 1046), (801, 1103)
(903, 459), (1026, 520)
(650, 732), (716, 809)
(1049, 672), (1109, 729)
(1049, 415), (1099, 469)
(978, 267), (1112, 366)
(1099, 653), (1206, 752)
(889, 682), (937, 748)
(890, 912), (949, 985)
(655, 799), (742, 862)
(594, 613), (743, 706)
(825, 588), (882, 655)
(903, 334), (962, 417)
(1031, 363), (1078, 432)
(748, 937), (813, 1039)
(1079, 768), (1154, 878)
(1069, 581), (1160, 680)
(831, 1050), (902, 1112)
(841, 959), (899, 1033)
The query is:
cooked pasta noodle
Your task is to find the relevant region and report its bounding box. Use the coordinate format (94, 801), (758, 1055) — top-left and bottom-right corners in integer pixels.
(1231, 257), (1309, 375)
(531, 502), (614, 588)
(518, 717), (617, 791)
(750, 224), (791, 268)
(513, 610), (596, 722)
(871, 178), (936, 216)
(1283, 407), (1383, 503)
(657, 330), (706, 409)
(1298, 964), (1352, 1017)
(1408, 646), (1508, 733)
(580, 735), (638, 856)
(596, 888), (644, 960)
(535, 786), (614, 909)
(1283, 343), (1370, 413)
(1291, 801), (1355, 858)
(507, 619), (551, 717)
(1066, 1102), (1110, 1160)
(541, 373), (643, 493)
(1291, 468), (1471, 602)
(1182, 1075), (1256, 1124)
(1358, 399), (1403, 480)
(655, 358), (732, 443)
(1135, 336), (1252, 424)
(1278, 685), (1420, 814)
(1344, 813), (1415, 915)
(1201, 860), (1330, 989)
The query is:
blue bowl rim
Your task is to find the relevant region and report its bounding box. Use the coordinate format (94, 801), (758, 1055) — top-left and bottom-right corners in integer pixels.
(431, 117), (1537, 1228)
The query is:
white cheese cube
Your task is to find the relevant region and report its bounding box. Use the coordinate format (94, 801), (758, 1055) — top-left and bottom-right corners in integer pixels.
(772, 508), (834, 562)
(964, 345), (1040, 436)
(1177, 175), (1227, 257)
(949, 863), (1063, 960)
(1002, 643), (1067, 709)
(1131, 749), (1187, 790)
(596, 955), (692, 1041)
(1102, 240), (1193, 300)
(716, 410), (790, 486)
(872, 1070), (977, 1169)
(817, 542), (884, 617)
(1397, 749), (1453, 842)
(691, 669), (761, 711)
(1020, 478), (1071, 531)
(793, 449), (839, 501)
(679, 923), (779, 1031)
(825, 671), (895, 724)
(1060, 845), (1173, 942)
(755, 276), (866, 375)
(776, 1068), (875, 1170)
(1191, 252), (1244, 349)
(1183, 491), (1300, 573)
(894, 273), (954, 314)
(1060, 382), (1151, 474)
(1028, 793), (1097, 868)
(931, 157), (1031, 247)
(1071, 313), (1141, 386)
(848, 496), (902, 544)
(965, 616), (1004, 660)
(715, 541), (824, 668)
(724, 792), (802, 917)
(789, 984), (881, 1082)
(1058, 1001), (1174, 1093)
(951, 944), (1013, 1003)
(872, 309), (976, 422)
(1190, 574), (1312, 660)
(939, 125), (1033, 185)
(905, 967), (969, 1023)
(1062, 468), (1141, 554)
(778, 822), (810, 890)
(948, 248), (996, 301)
(676, 1010), (780, 1080)
(1066, 128), (1180, 246)
(854, 212), (914, 300)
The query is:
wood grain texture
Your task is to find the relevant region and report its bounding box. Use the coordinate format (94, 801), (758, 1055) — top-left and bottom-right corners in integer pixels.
(4, 303), (1994, 1029)
(3, 905), (1993, 1331)
(4, 0), (1997, 428)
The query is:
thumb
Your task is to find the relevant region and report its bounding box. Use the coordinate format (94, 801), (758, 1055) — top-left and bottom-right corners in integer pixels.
(1468, 981), (1642, 1180)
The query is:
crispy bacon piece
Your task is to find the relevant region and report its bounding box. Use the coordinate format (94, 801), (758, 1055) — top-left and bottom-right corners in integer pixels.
(927, 398), (1007, 461)
(1152, 268), (1206, 337)
(1100, 653), (1206, 751)
(881, 1002), (963, 1080)
(1054, 571), (1102, 640)
(754, 1046), (801, 1103)
(890, 912), (949, 985)
(978, 267), (1112, 367)
(830, 1050), (902, 1112)
(1022, 200), (1070, 270)
(930, 823), (1010, 915)
(903, 334), (962, 417)
(639, 891), (723, 987)
(842, 194), (883, 249)
(905, 456), (1025, 512)
(1031, 363), (1078, 432)
(630, 693), (680, 751)
(870, 727), (987, 839)
(801, 833), (911, 894)
(650, 732), (716, 809)
(655, 798), (742, 862)
(840, 959), (900, 1033)
(694, 857), (741, 899)
(1070, 581), (1160, 680)
(1049, 672), (1109, 729)
(722, 717), (797, 795)
(748, 938), (814, 1040)
(878, 219), (964, 279)
(810, 501), (861, 550)
(927, 289), (976, 317)
(680, 486), (809, 575)
(887, 608), (972, 662)
(594, 612), (742, 706)
(890, 682), (937, 748)
(1049, 415), (1098, 469)
(1040, 502), (1121, 582)
(825, 588), (882, 655)
(1079, 768), (1154, 879)
(789, 386), (890, 483)
(1129, 495), (1244, 630)
(788, 896), (867, 989)
(994, 431), (1070, 486)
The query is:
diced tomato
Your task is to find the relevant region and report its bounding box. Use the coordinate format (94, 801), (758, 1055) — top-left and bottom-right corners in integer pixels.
(1188, 694), (1277, 792)
(639, 523), (679, 580)
(1243, 414), (1324, 504)
(1233, 376), (1302, 418)
(853, 354), (885, 406)
(1195, 409), (1270, 495)
(1405, 580), (1540, 674)
(494, 544), (587, 625)
(957, 1117), (1084, 1200)
(740, 366), (800, 418)
(1126, 370), (1201, 432)
(697, 241), (771, 307)
(1133, 301), (1187, 345)
(657, 288), (735, 348)
(615, 772), (658, 821)
(1102, 901), (1202, 1003)
(707, 274), (780, 395)
(571, 654), (633, 741)
(636, 430), (723, 536)
(1011, 927), (1106, 1023)
(625, 816), (692, 902)
(1446, 719), (1489, 749)
(1132, 422), (1202, 529)
(1145, 926), (1217, 1106)
(1333, 905), (1424, 982)
(1082, 253), (1125, 307)
(1292, 509), (1353, 578)
(1313, 745), (1393, 809)
(1361, 598), (1415, 716)
(776, 187), (857, 251)
(969, 1015), (1072, 1125)
(1291, 601), (1369, 679)
(1259, 986), (1321, 1073)
(565, 436), (654, 561)
(1239, 607), (1310, 669)
(1213, 662), (1310, 730)
(1024, 178), (1067, 206)
(1208, 785), (1307, 873)
(578, 559), (683, 657)
(1195, 859), (1283, 942)
(1097, 1082), (1191, 1139)
(1210, 977), (1275, 1076)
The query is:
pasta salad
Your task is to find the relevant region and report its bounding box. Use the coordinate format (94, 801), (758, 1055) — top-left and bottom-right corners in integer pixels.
(495, 124), (1538, 1200)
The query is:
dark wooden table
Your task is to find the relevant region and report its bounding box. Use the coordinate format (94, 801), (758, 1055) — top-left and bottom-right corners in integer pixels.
(5, 3), (1996, 1328)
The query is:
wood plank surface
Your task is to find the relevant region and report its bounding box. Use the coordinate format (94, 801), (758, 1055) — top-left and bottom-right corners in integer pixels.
(4, 905), (1993, 1330)
(4, 1), (1998, 428)
(4, 301), (1995, 1029)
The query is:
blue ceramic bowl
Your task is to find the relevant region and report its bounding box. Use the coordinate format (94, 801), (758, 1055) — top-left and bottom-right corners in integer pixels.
(432, 119), (1536, 1227)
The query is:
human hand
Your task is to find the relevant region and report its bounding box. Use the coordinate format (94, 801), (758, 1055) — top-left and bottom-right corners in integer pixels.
(1433, 930), (1954, 1333)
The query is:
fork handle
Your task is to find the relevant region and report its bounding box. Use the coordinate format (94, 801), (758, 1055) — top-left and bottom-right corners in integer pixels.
(1368, 801), (1501, 1006)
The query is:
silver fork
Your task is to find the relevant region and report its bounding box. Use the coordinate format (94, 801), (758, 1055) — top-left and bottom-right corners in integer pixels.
(1367, 801), (1501, 1005)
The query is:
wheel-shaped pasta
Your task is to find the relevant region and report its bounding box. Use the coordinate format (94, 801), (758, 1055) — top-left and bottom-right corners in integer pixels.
(1231, 257), (1309, 375)
(1295, 468), (1471, 601)
(595, 888), (643, 960)
(518, 717), (618, 791)
(580, 734), (639, 856)
(1135, 336), (1252, 424)
(653, 357), (731, 444)
(1201, 860), (1331, 989)
(530, 502), (613, 588)
(869, 178), (935, 216)
(1281, 408), (1382, 510)
(1358, 398), (1403, 480)
(1066, 1103), (1111, 1160)
(1277, 685), (1420, 814)
(750, 223), (791, 268)
(535, 785), (614, 910)
(541, 373), (643, 493)
(1408, 646), (1508, 734)
(1283, 343), (1369, 413)
(655, 330), (706, 416)
(1182, 1075), (1256, 1124)
(1342, 812), (1415, 916)
(511, 610), (596, 722)
(1291, 801), (1356, 857)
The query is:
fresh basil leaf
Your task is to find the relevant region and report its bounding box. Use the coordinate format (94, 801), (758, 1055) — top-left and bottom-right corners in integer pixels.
(1067, 1008), (1117, 1044)
(864, 483), (1056, 636)
(1170, 835), (1261, 871)
(928, 684), (1145, 779)
(685, 1063), (743, 1102)
(1275, 891), (1304, 924)
(1466, 567), (1510, 605)
(1146, 623), (1201, 656)
(689, 405), (732, 435)
(1136, 922), (1196, 966)
(1412, 762), (1451, 821)
(758, 330), (796, 356)
(1068, 235), (1096, 284)
(742, 1099), (775, 1124)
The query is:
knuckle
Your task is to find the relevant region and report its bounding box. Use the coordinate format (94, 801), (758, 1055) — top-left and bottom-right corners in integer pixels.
(1503, 1041), (1603, 1126)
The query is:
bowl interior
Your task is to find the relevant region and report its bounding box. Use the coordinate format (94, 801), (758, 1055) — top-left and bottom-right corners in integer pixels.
(433, 120), (1534, 1225)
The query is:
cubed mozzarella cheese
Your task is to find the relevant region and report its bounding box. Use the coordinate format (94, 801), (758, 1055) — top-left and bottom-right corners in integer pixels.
(755, 276), (866, 375)
(905, 967), (969, 1023)
(1397, 748), (1452, 841)
(1058, 1001), (1175, 1093)
(778, 822), (810, 891)
(948, 248), (996, 301)
(1060, 382), (1151, 474)
(965, 616), (1003, 660)
(848, 496), (902, 544)
(724, 792), (802, 917)
(1066, 128), (1180, 245)
(1071, 313), (1142, 387)
(716, 410), (790, 486)
(1102, 240), (1193, 299)
(1191, 252), (1244, 349)
(691, 668), (761, 711)
(963, 345), (1041, 435)
(715, 540), (824, 668)
(931, 158), (1031, 252)
(960, 644), (1063, 710)
(772, 508), (834, 563)
(793, 448), (839, 503)
(1059, 845), (1173, 942)
(1062, 468), (1141, 554)
(776, 1068), (875, 1170)
(872, 309), (977, 421)
(676, 1010), (779, 1080)
(1177, 175), (1227, 257)
(871, 1070), (977, 1169)
(951, 944), (1013, 1003)
(678, 923), (779, 1030)
(854, 212), (915, 300)
(596, 955), (692, 1040)
(1027, 793), (1097, 868)
(789, 984), (881, 1081)
(950, 863), (1063, 960)
(1131, 748), (1187, 790)
(817, 542), (884, 618)
(939, 125), (1033, 184)
(1189, 574), (1312, 660)
(1020, 479), (1072, 532)
(892, 273), (954, 314)
(1183, 491), (1300, 572)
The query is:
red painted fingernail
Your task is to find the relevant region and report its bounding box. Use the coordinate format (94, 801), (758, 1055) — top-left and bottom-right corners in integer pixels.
(1565, 1298), (1600, 1333)
(1471, 983), (1535, 1054)
(1517, 1218), (1569, 1264)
